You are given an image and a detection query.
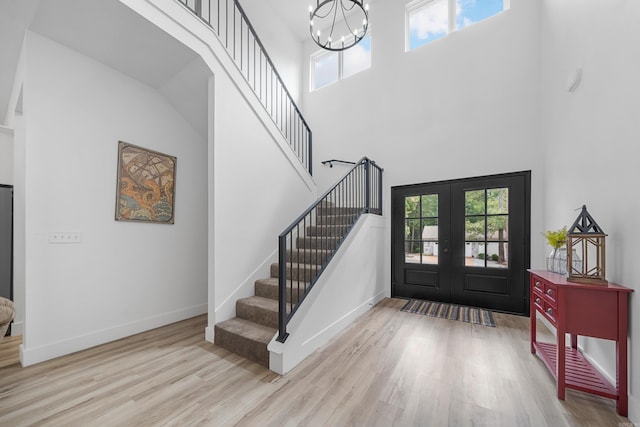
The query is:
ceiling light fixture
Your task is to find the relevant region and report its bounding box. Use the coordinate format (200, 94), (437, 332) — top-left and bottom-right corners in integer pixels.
(309, 0), (369, 52)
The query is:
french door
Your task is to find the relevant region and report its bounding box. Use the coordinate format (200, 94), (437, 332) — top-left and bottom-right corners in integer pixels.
(392, 172), (530, 314)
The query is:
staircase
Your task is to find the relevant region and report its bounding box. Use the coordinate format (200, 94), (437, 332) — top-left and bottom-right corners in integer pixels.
(214, 203), (356, 367)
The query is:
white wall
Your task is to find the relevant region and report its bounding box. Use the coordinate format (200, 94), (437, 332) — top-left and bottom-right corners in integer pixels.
(20, 32), (208, 365)
(211, 65), (316, 328)
(117, 0), (317, 340)
(11, 113), (24, 336)
(302, 0), (544, 294)
(540, 0), (640, 422)
(269, 214), (386, 374)
(0, 127), (13, 185)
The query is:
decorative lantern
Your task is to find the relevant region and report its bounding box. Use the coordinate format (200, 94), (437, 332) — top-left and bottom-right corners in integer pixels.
(566, 205), (607, 284)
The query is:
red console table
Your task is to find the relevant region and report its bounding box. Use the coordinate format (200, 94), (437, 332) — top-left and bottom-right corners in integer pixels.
(529, 270), (633, 416)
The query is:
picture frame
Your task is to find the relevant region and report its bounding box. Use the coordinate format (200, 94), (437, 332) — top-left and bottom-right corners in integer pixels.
(115, 141), (177, 224)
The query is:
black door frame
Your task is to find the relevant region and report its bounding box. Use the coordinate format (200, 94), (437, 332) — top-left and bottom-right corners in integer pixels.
(391, 171), (531, 316)
(0, 185), (13, 335)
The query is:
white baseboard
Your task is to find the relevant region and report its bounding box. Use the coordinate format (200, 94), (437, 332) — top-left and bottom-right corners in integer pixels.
(269, 291), (385, 375)
(20, 304), (207, 367)
(205, 325), (214, 343)
(301, 290), (385, 348)
(628, 394), (639, 425)
(10, 320), (23, 336)
(214, 249), (276, 323)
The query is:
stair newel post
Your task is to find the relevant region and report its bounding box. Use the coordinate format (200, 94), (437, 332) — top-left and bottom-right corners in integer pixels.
(377, 164), (383, 214)
(277, 234), (289, 342)
(364, 159), (371, 214)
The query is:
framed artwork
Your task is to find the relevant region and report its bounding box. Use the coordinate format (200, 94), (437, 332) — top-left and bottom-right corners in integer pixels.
(115, 141), (176, 224)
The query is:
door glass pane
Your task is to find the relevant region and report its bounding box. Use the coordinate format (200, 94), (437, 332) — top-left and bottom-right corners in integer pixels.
(405, 196), (420, 218)
(422, 218), (438, 237)
(465, 188), (509, 269)
(421, 194), (438, 217)
(465, 216), (485, 241)
(405, 241), (421, 263)
(405, 219), (421, 239)
(487, 215), (508, 241)
(421, 218), (438, 265)
(465, 190), (485, 215)
(465, 242), (486, 267)
(486, 242), (508, 269)
(487, 188), (508, 214)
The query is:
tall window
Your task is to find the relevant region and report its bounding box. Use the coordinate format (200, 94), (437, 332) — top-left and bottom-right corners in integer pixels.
(406, 0), (509, 51)
(310, 34), (372, 91)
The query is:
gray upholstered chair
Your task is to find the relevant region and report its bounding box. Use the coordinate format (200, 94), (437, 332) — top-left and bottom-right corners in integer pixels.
(0, 297), (15, 342)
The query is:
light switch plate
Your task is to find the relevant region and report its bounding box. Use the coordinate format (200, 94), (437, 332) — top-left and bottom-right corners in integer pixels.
(49, 232), (82, 243)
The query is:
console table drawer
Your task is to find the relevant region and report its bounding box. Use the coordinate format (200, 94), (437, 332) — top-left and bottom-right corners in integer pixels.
(533, 277), (557, 307)
(542, 301), (556, 325)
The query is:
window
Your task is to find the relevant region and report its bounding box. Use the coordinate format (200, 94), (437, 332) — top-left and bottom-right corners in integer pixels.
(310, 34), (371, 91)
(406, 0), (508, 51)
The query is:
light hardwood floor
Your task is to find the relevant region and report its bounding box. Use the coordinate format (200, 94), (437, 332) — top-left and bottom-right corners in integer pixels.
(0, 298), (631, 426)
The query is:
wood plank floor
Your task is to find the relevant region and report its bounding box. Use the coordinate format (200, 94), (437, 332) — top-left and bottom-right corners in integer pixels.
(0, 298), (630, 426)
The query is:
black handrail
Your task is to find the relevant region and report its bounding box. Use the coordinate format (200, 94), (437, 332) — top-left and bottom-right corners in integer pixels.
(277, 157), (383, 342)
(176, 0), (313, 175)
(321, 159), (357, 168)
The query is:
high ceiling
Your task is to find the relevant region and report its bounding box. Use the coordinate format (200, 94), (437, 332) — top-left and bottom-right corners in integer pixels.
(266, 0), (311, 41)
(0, 0), (351, 128)
(0, 0), (210, 136)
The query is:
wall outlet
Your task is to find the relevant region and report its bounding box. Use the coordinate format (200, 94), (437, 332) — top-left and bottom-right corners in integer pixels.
(49, 232), (82, 244)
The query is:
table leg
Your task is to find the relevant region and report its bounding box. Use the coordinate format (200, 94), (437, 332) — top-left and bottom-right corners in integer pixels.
(557, 331), (566, 400)
(616, 293), (628, 417)
(557, 289), (566, 401)
(530, 283), (536, 354)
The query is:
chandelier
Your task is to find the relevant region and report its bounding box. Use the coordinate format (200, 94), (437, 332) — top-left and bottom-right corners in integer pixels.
(309, 0), (370, 52)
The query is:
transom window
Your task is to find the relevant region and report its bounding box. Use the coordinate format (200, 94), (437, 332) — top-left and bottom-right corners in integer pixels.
(310, 34), (371, 91)
(406, 0), (509, 51)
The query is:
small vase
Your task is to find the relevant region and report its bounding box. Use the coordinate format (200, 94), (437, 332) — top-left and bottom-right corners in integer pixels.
(547, 247), (567, 274)
(555, 247), (567, 274)
(546, 248), (557, 272)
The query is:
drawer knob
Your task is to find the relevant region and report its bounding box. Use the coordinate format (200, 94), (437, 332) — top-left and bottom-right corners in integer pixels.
(547, 289), (553, 296)
(535, 298), (541, 304)
(535, 281), (542, 289)
(547, 308), (553, 315)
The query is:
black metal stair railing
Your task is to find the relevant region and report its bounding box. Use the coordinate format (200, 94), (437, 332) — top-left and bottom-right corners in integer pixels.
(277, 157), (383, 342)
(177, 0), (312, 175)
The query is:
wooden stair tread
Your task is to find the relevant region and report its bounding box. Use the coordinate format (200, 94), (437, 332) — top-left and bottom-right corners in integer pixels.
(255, 277), (308, 303)
(238, 296), (278, 312)
(215, 317), (276, 344)
(255, 276), (309, 288)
